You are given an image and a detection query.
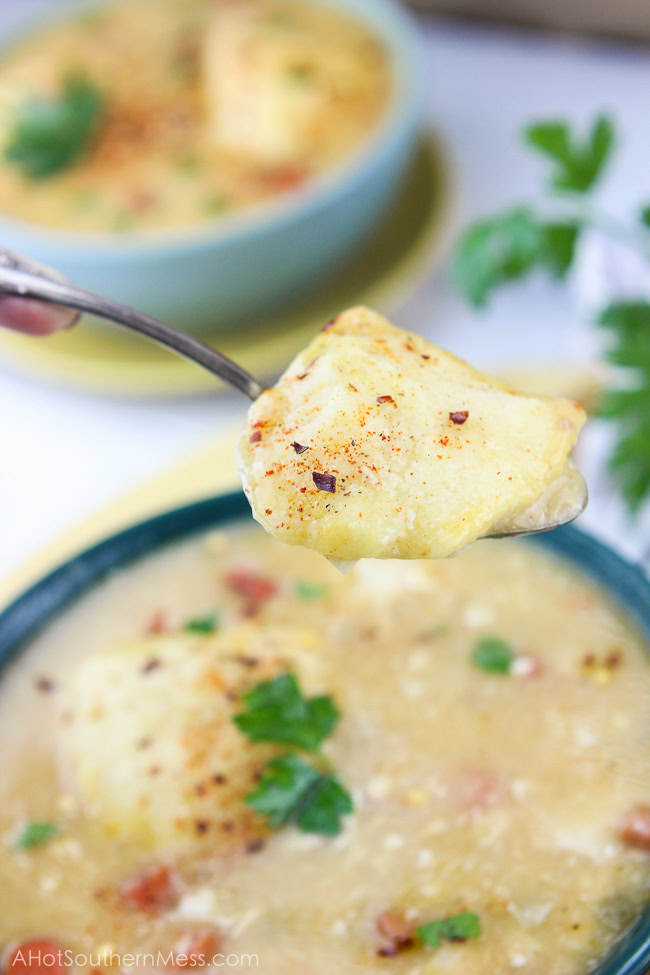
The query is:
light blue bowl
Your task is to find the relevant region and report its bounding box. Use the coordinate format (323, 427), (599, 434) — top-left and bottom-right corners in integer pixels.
(0, 0), (422, 333)
(0, 493), (649, 975)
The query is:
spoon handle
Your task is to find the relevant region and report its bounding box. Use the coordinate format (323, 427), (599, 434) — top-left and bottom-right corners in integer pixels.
(0, 256), (266, 401)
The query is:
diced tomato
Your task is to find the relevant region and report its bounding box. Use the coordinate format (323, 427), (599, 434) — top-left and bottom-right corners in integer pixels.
(146, 610), (167, 635)
(121, 865), (176, 913)
(5, 940), (68, 975)
(621, 806), (650, 851)
(456, 767), (499, 810)
(376, 911), (413, 957)
(261, 164), (308, 192)
(174, 930), (222, 968)
(225, 570), (277, 607)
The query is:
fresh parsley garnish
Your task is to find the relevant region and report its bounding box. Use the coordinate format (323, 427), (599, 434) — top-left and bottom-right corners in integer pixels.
(184, 612), (219, 634)
(245, 752), (352, 834)
(597, 302), (650, 510)
(5, 73), (104, 179)
(233, 673), (339, 751)
(233, 673), (352, 835)
(417, 912), (482, 948)
(450, 114), (650, 513)
(472, 637), (513, 674)
(15, 821), (59, 850)
(524, 116), (613, 193)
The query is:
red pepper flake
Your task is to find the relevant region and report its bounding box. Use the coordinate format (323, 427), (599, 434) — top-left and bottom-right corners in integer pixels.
(450, 411), (469, 425)
(292, 442), (309, 454)
(298, 358), (318, 380)
(121, 866), (176, 914)
(312, 472), (336, 493)
(377, 395), (395, 404)
(245, 838), (265, 854)
(141, 657), (161, 675)
(265, 508), (272, 515)
(322, 317), (336, 332)
(249, 430), (262, 443)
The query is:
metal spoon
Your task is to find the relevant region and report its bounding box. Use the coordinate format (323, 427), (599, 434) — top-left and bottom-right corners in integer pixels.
(0, 248), (265, 401)
(0, 247), (587, 537)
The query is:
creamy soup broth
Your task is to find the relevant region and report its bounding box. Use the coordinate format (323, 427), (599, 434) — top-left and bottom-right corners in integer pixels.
(1, 525), (650, 975)
(0, 0), (390, 232)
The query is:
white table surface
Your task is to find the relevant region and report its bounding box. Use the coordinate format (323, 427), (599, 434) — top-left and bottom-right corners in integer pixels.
(1, 11), (649, 580)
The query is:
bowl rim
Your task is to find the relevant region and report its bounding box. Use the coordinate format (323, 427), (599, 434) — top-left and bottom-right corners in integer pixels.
(0, 0), (422, 256)
(0, 491), (649, 975)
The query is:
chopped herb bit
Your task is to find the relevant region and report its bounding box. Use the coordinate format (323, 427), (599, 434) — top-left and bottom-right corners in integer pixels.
(175, 151), (201, 173)
(449, 410), (469, 424)
(15, 821), (59, 850)
(640, 205), (650, 229)
(202, 193), (228, 216)
(313, 471), (336, 493)
(245, 752), (352, 835)
(285, 63), (313, 82)
(472, 637), (514, 674)
(233, 673), (338, 751)
(292, 441), (309, 454)
(184, 612), (218, 635)
(295, 580), (328, 600)
(5, 73), (104, 179)
(417, 912), (482, 948)
(111, 210), (134, 232)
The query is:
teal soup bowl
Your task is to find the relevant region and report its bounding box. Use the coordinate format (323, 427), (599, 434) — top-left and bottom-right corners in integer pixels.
(0, 493), (649, 974)
(0, 0), (422, 333)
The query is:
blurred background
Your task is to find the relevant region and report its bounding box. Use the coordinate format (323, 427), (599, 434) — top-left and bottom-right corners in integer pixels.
(0, 0), (648, 592)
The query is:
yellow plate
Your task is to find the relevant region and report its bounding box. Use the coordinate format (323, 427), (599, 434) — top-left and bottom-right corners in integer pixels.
(0, 133), (455, 398)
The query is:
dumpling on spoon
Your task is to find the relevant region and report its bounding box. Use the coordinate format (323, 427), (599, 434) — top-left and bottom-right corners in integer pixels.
(236, 307), (586, 563)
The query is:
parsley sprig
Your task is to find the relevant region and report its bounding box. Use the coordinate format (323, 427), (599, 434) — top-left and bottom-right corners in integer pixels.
(451, 115), (650, 512)
(233, 673), (352, 835)
(4, 73), (104, 179)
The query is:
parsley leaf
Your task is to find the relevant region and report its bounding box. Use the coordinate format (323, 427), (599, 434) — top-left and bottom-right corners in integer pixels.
(525, 116), (614, 192)
(184, 612), (218, 634)
(233, 673), (339, 751)
(295, 580), (329, 599)
(472, 637), (513, 674)
(417, 912), (482, 948)
(597, 302), (650, 510)
(15, 821), (59, 849)
(640, 205), (650, 229)
(541, 221), (580, 278)
(245, 752), (352, 834)
(451, 207), (542, 307)
(5, 73), (104, 180)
